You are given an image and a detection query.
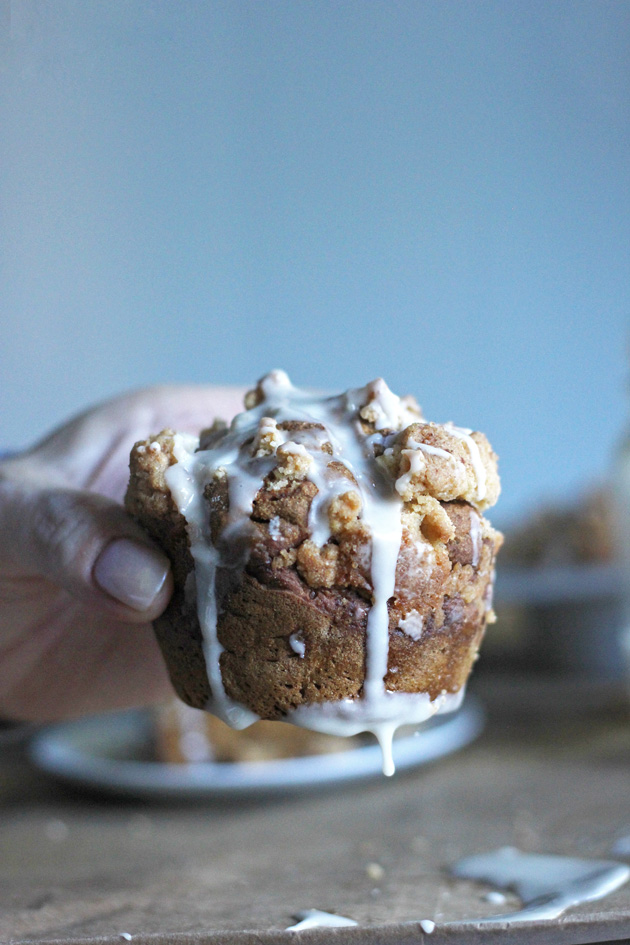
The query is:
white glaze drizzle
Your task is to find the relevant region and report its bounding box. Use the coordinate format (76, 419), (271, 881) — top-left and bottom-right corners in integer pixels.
(451, 846), (630, 924)
(395, 439), (456, 499)
(394, 449), (426, 498)
(165, 436), (258, 729)
(289, 688), (464, 778)
(286, 909), (358, 930)
(483, 569), (496, 613)
(164, 371), (470, 771)
(469, 508), (482, 569)
(411, 441), (453, 460)
(419, 919), (435, 934)
(444, 422), (486, 503)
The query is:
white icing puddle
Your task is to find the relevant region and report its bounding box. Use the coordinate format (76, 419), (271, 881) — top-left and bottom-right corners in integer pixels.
(285, 847), (629, 933)
(450, 846), (630, 924)
(286, 909), (358, 930)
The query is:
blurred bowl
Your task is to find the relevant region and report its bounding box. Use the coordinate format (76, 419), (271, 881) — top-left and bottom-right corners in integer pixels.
(490, 564), (628, 679)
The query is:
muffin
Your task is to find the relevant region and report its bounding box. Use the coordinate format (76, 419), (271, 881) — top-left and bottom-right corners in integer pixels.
(126, 371), (501, 771)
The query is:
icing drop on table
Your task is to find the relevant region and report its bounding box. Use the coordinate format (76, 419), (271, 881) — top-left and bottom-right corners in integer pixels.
(286, 909), (358, 930)
(483, 890), (507, 904)
(450, 846), (630, 924)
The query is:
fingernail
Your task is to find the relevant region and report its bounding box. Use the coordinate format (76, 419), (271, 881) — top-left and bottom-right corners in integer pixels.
(94, 539), (169, 610)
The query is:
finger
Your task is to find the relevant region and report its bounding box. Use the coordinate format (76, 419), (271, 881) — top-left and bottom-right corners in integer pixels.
(46, 384), (248, 453)
(22, 385), (249, 500)
(129, 384), (248, 434)
(0, 481), (173, 622)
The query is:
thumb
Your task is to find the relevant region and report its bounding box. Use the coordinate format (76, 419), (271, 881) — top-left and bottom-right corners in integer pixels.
(1, 480), (173, 621)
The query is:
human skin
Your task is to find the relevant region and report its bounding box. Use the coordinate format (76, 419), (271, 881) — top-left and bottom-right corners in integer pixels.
(0, 385), (244, 721)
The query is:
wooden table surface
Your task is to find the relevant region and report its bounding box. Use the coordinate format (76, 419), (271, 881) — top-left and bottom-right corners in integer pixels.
(2, 676), (630, 945)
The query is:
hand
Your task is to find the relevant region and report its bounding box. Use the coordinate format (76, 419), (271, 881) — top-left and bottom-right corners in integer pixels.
(0, 385), (244, 721)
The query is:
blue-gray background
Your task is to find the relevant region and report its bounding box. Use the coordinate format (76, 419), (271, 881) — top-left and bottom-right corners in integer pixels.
(2, 1), (629, 526)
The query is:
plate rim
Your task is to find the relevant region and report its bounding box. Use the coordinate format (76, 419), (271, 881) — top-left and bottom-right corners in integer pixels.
(28, 697), (484, 800)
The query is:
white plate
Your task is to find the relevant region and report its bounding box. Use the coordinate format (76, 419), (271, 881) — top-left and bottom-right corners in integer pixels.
(28, 698), (484, 801)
